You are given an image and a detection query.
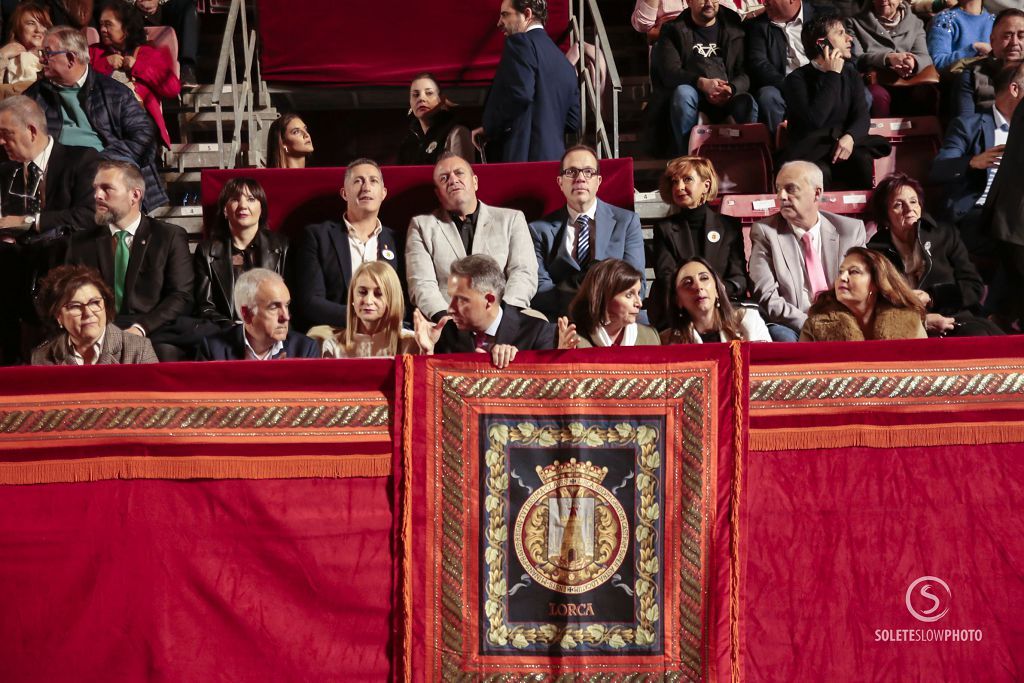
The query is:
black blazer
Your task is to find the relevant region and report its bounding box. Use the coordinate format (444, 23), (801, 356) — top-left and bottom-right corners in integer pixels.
(435, 304), (556, 354)
(292, 220), (402, 330)
(66, 215), (193, 336)
(782, 61), (870, 143)
(745, 2), (824, 90)
(0, 141), (99, 239)
(983, 92), (1024, 247)
(193, 229), (289, 323)
(648, 207), (747, 327)
(197, 324), (319, 361)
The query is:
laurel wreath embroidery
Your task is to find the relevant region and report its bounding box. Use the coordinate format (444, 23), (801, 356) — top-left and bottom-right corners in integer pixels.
(483, 421), (661, 651)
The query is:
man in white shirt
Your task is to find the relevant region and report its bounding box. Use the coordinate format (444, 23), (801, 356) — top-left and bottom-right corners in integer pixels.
(748, 160), (866, 341)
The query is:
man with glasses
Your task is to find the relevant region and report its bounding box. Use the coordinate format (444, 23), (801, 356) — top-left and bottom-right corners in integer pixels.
(529, 145), (645, 320)
(24, 26), (168, 212)
(406, 152), (538, 321)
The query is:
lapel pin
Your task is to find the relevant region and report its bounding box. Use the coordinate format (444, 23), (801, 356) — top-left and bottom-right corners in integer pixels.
(425, 141), (438, 154)
(381, 247), (395, 260)
(707, 230), (721, 244)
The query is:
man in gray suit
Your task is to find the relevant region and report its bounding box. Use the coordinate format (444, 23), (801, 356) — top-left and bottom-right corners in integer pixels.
(748, 160), (866, 341)
(406, 152), (538, 320)
(529, 145), (645, 320)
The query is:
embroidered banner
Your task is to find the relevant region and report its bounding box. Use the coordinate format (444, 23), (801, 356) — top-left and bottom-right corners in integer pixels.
(399, 347), (738, 681)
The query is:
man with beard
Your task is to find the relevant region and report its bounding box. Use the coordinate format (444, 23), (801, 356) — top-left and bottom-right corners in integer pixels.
(65, 160), (192, 360)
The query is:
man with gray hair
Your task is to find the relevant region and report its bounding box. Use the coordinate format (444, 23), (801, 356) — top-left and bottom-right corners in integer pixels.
(24, 26), (168, 211)
(748, 160), (866, 341)
(197, 268), (319, 361)
(414, 254), (554, 368)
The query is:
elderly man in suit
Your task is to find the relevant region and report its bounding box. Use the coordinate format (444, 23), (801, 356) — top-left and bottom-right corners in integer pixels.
(748, 160), (866, 341)
(473, 0), (581, 162)
(406, 152), (538, 321)
(414, 254), (554, 369)
(293, 158), (402, 332)
(197, 268), (319, 361)
(65, 160), (192, 360)
(529, 145), (644, 320)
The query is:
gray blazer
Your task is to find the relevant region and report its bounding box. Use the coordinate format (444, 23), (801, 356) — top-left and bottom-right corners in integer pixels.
(405, 201), (538, 318)
(748, 210), (866, 331)
(31, 323), (159, 366)
(848, 3), (932, 72)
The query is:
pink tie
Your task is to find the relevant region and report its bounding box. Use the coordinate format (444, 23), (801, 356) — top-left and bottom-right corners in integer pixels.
(801, 231), (829, 299)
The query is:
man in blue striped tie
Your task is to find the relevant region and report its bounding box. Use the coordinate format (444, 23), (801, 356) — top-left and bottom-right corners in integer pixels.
(529, 145), (646, 320)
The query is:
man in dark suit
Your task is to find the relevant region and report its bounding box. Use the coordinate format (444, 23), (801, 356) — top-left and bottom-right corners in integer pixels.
(649, 0), (756, 156)
(293, 158), (402, 331)
(931, 62), (1023, 277)
(414, 254), (555, 369)
(953, 9), (1024, 117)
(529, 145), (644, 320)
(66, 160), (192, 361)
(474, 0), (581, 162)
(197, 268), (318, 361)
(745, 0), (825, 133)
(0, 95), (99, 363)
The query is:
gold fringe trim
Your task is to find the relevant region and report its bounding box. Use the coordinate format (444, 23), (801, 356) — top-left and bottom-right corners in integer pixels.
(0, 454), (390, 485)
(728, 340), (744, 683)
(399, 354), (415, 683)
(749, 422), (1024, 451)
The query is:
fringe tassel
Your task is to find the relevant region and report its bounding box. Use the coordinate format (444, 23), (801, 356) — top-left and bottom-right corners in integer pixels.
(399, 354), (415, 683)
(728, 340), (744, 683)
(749, 422), (1024, 451)
(0, 454), (390, 485)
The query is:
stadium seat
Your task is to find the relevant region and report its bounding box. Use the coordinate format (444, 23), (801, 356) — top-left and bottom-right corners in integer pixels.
(687, 123), (774, 195)
(868, 116), (942, 186)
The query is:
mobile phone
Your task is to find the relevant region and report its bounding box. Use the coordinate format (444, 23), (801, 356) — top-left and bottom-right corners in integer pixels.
(815, 37), (836, 57)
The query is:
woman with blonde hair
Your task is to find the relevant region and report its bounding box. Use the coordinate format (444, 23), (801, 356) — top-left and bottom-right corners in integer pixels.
(800, 246), (927, 341)
(320, 261), (417, 358)
(648, 155), (747, 328)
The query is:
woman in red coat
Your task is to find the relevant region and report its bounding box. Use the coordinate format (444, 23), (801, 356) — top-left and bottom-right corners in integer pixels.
(89, 0), (180, 147)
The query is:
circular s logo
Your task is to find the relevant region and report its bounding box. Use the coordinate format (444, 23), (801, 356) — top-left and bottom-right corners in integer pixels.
(905, 576), (951, 623)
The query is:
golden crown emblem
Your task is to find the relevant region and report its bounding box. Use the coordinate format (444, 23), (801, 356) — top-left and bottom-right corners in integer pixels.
(536, 458), (608, 485)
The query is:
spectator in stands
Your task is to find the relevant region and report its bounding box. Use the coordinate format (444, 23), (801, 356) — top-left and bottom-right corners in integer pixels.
(66, 160), (192, 360)
(649, 0), (757, 156)
(926, 0), (994, 72)
(267, 113), (313, 169)
(780, 14), (890, 189)
(36, 0), (91, 30)
(320, 261), (418, 358)
(474, 0), (580, 162)
(930, 61), (1024, 267)
(867, 172), (1002, 336)
(745, 0), (824, 133)
(193, 177), (287, 330)
(31, 263), (159, 364)
(131, 0), (199, 88)
(398, 73), (473, 166)
(558, 258), (660, 348)
(197, 268), (319, 361)
(953, 8), (1024, 115)
(800, 246), (926, 340)
(0, 95), (99, 364)
(90, 0), (180, 150)
(749, 160), (867, 341)
(293, 158), (401, 331)
(632, 0), (765, 32)
(660, 257), (771, 343)
(530, 145), (645, 321)
(26, 26), (168, 210)
(406, 152), (537, 321)
(413, 254), (554, 369)
(848, 0), (937, 117)
(648, 155), (746, 328)
(0, 2), (51, 100)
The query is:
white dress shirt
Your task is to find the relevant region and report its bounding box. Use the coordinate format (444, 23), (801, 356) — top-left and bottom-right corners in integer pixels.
(771, 5), (808, 74)
(345, 216), (382, 273)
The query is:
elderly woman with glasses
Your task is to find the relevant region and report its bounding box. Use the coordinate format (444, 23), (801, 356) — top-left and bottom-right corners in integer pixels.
(31, 264), (158, 365)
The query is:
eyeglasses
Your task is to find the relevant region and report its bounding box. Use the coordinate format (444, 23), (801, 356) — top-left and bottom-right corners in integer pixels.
(7, 165), (42, 214)
(63, 298), (104, 317)
(560, 167), (598, 180)
(40, 49), (72, 62)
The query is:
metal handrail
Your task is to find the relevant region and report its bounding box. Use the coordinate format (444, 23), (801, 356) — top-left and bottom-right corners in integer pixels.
(570, 0), (622, 158)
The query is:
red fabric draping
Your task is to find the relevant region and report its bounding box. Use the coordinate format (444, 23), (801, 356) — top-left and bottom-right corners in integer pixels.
(200, 159), (636, 240)
(255, 0), (571, 86)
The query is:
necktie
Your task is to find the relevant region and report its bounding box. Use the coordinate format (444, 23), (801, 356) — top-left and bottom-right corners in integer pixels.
(576, 214), (591, 265)
(114, 230), (130, 311)
(800, 231), (829, 299)
(458, 215), (474, 254)
(25, 162), (42, 213)
(978, 122), (1009, 206)
(474, 331), (490, 350)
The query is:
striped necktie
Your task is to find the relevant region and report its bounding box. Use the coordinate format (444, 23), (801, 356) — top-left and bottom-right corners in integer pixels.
(576, 214), (591, 265)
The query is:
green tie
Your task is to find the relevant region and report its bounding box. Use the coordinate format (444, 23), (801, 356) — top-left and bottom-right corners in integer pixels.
(114, 230), (130, 311)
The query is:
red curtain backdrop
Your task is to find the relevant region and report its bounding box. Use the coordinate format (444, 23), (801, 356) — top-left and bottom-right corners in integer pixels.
(200, 159), (636, 240)
(255, 0), (571, 86)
